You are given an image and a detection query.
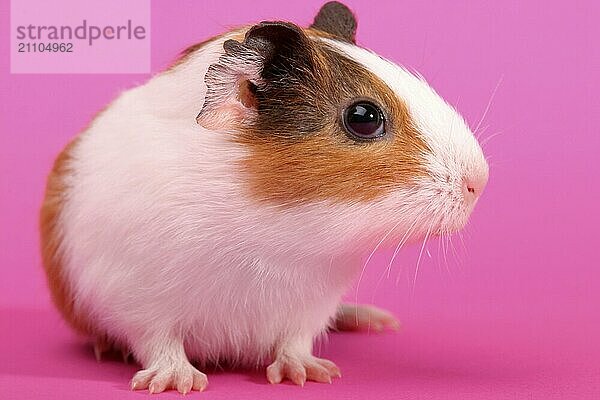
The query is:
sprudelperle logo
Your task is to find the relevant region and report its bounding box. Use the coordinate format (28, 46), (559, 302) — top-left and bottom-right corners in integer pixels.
(10, 0), (150, 74)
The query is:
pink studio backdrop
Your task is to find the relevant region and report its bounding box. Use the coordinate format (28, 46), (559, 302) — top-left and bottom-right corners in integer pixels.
(1, 0), (599, 399)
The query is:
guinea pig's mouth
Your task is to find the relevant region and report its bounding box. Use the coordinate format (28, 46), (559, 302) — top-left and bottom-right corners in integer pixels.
(422, 168), (488, 237)
(354, 170), (486, 253)
(437, 198), (479, 236)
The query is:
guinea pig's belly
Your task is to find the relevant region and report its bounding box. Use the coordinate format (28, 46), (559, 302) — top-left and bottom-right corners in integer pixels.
(182, 318), (279, 366)
(179, 297), (329, 365)
(175, 266), (343, 365)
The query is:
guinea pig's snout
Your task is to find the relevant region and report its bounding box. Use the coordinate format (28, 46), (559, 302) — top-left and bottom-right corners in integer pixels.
(461, 171), (488, 203)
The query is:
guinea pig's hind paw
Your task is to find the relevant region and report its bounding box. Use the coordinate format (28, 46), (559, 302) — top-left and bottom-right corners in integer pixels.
(335, 303), (401, 332)
(267, 355), (341, 386)
(130, 363), (208, 394)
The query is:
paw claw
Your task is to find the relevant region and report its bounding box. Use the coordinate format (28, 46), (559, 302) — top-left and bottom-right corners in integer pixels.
(266, 363), (284, 384)
(131, 363), (207, 393)
(93, 341), (109, 362)
(267, 355), (340, 386)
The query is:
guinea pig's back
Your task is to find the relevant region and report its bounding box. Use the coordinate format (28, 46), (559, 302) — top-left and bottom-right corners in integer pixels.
(39, 97), (198, 336)
(39, 35), (248, 337)
(40, 136), (89, 333)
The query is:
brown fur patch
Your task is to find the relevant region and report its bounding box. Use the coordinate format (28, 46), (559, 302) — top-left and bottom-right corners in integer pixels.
(39, 137), (94, 335)
(236, 33), (429, 204)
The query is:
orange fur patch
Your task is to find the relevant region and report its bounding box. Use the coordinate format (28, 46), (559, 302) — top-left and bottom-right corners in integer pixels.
(237, 116), (427, 204)
(236, 35), (429, 204)
(39, 137), (94, 335)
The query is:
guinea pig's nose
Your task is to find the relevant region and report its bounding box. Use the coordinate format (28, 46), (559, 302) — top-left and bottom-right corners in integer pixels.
(462, 172), (488, 201)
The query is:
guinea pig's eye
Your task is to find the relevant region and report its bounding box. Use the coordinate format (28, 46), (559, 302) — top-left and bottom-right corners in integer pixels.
(343, 101), (386, 140)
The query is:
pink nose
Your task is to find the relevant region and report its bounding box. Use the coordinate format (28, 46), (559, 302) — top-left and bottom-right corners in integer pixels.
(462, 173), (488, 201)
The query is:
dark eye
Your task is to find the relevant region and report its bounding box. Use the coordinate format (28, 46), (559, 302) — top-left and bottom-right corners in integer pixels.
(343, 101), (386, 140)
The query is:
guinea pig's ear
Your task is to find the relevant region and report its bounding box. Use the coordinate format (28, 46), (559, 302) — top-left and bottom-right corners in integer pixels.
(310, 1), (357, 43)
(196, 22), (316, 130)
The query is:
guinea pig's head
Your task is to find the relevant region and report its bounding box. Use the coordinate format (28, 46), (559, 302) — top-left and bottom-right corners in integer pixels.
(197, 1), (488, 250)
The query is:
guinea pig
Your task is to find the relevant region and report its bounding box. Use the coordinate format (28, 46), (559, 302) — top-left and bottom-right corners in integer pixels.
(40, 1), (488, 394)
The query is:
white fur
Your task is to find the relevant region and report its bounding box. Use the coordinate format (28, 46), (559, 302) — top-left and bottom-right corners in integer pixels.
(55, 30), (487, 385)
(324, 39), (489, 232)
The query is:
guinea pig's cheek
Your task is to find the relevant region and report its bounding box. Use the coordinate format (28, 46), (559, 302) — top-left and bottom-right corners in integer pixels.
(235, 129), (429, 206)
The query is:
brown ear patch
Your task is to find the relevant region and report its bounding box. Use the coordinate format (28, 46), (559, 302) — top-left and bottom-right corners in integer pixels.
(310, 1), (357, 43)
(235, 38), (429, 205)
(196, 22), (319, 130)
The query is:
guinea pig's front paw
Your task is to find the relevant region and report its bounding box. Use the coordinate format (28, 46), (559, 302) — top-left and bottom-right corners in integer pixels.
(266, 354), (341, 386)
(131, 361), (208, 394)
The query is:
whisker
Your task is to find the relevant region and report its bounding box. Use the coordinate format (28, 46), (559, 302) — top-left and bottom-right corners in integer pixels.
(448, 234), (461, 273)
(406, 223), (434, 316)
(436, 232), (443, 274)
(371, 210), (425, 305)
(474, 74), (504, 138)
(411, 224), (433, 295)
(354, 217), (403, 322)
(391, 207), (435, 286)
(445, 229), (453, 276)
(388, 216), (422, 278)
(457, 230), (468, 257)
(476, 124), (490, 138)
(481, 130), (504, 148)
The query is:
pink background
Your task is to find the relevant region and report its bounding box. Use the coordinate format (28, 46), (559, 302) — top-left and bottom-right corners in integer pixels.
(1, 0), (599, 399)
